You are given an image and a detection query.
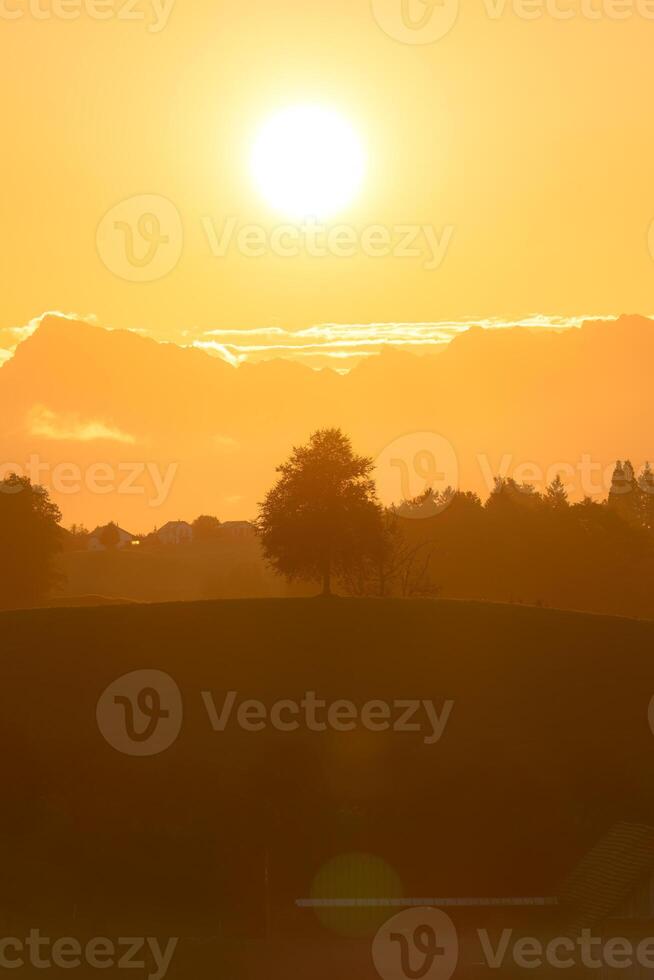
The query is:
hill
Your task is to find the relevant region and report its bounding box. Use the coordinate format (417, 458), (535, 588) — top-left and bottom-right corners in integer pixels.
(55, 539), (311, 603)
(2, 598), (654, 977)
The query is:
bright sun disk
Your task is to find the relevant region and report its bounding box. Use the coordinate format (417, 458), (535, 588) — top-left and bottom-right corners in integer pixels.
(250, 105), (366, 221)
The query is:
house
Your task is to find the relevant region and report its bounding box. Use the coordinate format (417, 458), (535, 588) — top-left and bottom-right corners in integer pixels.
(157, 520), (193, 545)
(87, 524), (137, 551)
(221, 520), (255, 540)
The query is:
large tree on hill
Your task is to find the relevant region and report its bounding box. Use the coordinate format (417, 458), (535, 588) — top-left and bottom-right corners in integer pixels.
(0, 475), (62, 608)
(256, 428), (385, 596)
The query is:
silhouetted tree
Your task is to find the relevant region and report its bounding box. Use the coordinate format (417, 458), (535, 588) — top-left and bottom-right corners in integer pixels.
(100, 522), (121, 550)
(370, 462), (654, 617)
(341, 509), (441, 598)
(546, 474), (569, 509)
(62, 524), (89, 553)
(638, 463), (654, 531)
(256, 428), (384, 596)
(609, 460), (640, 525)
(487, 477), (542, 513)
(193, 515), (222, 541)
(0, 475), (62, 608)
(395, 487), (453, 519)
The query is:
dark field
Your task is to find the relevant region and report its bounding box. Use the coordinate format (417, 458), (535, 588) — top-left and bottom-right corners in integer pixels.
(2, 597), (654, 978)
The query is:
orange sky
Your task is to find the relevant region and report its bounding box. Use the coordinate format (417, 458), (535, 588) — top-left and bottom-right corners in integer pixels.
(2, 0), (654, 344)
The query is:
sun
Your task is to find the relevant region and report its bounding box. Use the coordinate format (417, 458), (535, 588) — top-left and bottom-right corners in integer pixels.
(250, 105), (366, 221)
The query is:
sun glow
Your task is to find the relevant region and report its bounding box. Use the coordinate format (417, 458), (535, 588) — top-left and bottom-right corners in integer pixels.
(250, 105), (366, 221)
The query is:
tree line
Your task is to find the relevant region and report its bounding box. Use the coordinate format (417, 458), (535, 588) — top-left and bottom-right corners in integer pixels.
(257, 433), (654, 617)
(3, 431), (654, 617)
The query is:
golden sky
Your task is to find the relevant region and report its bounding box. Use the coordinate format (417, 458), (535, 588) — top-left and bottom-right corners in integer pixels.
(3, 0), (654, 344)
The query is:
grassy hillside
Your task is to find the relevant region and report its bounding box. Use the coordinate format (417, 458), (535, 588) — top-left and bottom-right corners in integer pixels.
(2, 598), (654, 977)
